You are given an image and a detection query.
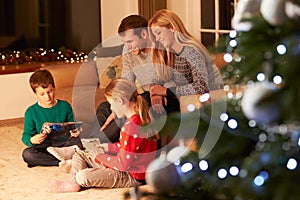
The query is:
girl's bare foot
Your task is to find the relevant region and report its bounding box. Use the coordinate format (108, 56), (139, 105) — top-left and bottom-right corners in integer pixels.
(48, 179), (81, 193)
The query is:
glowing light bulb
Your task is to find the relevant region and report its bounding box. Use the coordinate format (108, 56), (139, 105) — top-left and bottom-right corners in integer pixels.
(199, 93), (210, 102)
(181, 163), (193, 173)
(276, 44), (287, 55)
(287, 158), (297, 170)
(187, 104), (196, 112)
(257, 73), (265, 82)
(228, 119), (238, 129)
(223, 53), (233, 63)
(220, 113), (229, 122)
(229, 166), (239, 176)
(199, 160), (209, 171)
(253, 175), (264, 187)
(218, 168), (227, 179)
(273, 75), (283, 84)
(229, 30), (237, 38)
(229, 39), (238, 48)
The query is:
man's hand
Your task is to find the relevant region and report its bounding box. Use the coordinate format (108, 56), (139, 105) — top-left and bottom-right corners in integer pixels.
(100, 112), (116, 131)
(150, 85), (167, 96)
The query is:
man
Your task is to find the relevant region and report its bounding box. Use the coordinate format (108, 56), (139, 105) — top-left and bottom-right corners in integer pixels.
(96, 15), (179, 143)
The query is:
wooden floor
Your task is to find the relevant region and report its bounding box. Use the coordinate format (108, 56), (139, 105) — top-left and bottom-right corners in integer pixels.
(0, 117), (24, 129)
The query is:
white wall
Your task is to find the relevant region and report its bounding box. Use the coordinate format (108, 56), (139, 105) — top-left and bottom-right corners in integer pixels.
(167, 0), (201, 40)
(100, 0), (200, 46)
(0, 73), (36, 120)
(100, 0), (138, 46)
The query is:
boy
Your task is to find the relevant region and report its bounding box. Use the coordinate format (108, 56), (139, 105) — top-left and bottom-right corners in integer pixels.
(21, 69), (81, 167)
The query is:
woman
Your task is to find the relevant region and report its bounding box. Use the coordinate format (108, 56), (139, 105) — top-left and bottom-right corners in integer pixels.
(148, 9), (223, 104)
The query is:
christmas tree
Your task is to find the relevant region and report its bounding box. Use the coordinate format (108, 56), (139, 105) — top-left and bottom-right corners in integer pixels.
(125, 0), (300, 199)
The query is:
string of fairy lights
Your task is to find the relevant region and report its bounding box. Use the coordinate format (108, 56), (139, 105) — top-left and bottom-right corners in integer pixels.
(177, 88), (299, 189)
(0, 48), (88, 65)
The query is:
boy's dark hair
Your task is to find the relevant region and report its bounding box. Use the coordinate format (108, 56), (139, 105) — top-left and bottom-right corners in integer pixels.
(29, 69), (55, 93)
(118, 15), (148, 38)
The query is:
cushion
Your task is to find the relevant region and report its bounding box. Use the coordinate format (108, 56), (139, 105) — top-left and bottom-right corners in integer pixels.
(96, 56), (123, 89)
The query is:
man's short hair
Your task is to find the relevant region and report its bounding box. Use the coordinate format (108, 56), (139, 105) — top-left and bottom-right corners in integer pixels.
(29, 69), (55, 93)
(118, 15), (148, 37)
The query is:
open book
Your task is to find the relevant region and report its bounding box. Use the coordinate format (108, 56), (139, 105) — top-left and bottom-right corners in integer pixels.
(81, 138), (103, 156)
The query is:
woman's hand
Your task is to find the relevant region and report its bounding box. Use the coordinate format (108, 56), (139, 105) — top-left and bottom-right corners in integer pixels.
(150, 85), (168, 114)
(30, 133), (47, 145)
(150, 95), (166, 114)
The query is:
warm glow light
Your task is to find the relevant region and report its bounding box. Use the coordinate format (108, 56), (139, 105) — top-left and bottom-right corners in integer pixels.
(187, 104), (196, 112)
(229, 166), (239, 176)
(229, 30), (237, 38)
(257, 73), (265, 81)
(273, 75), (283, 84)
(199, 160), (209, 171)
(181, 163), (193, 173)
(287, 158), (298, 170)
(220, 113), (229, 122)
(218, 168), (227, 179)
(223, 53), (233, 63)
(228, 119), (238, 129)
(229, 39), (238, 48)
(199, 93), (210, 102)
(253, 176), (265, 187)
(276, 44), (287, 55)
(248, 120), (256, 127)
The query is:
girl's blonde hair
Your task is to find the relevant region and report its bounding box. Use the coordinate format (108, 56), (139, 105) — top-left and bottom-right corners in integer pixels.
(148, 9), (211, 82)
(105, 78), (159, 139)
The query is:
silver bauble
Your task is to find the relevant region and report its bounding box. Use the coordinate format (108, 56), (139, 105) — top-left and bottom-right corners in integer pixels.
(285, 0), (300, 20)
(232, 0), (262, 31)
(241, 82), (281, 124)
(261, 0), (288, 26)
(145, 153), (180, 194)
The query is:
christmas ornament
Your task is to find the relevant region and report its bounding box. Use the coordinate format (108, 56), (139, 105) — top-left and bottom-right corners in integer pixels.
(167, 139), (190, 163)
(260, 0), (288, 26)
(285, 0), (300, 20)
(145, 152), (181, 193)
(241, 82), (281, 124)
(231, 0), (262, 31)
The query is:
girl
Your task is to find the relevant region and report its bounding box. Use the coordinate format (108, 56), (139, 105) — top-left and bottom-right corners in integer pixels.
(148, 9), (224, 104)
(49, 78), (158, 193)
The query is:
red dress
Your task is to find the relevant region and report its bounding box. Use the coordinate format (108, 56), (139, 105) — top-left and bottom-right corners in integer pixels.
(95, 114), (157, 181)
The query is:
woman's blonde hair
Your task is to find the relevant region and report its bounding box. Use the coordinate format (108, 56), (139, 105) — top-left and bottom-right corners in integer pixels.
(105, 78), (159, 139)
(148, 9), (210, 82)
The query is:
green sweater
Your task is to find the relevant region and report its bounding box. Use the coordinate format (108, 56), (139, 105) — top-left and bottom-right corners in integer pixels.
(22, 99), (74, 146)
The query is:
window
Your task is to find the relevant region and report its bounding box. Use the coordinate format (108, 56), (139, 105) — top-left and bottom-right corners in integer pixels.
(200, 0), (238, 47)
(0, 0), (100, 51)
